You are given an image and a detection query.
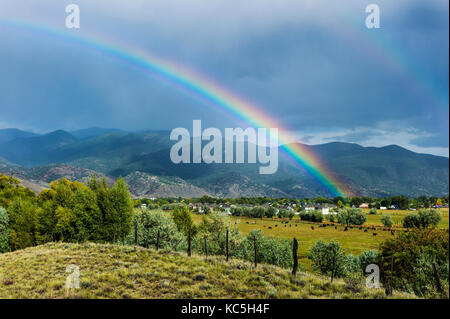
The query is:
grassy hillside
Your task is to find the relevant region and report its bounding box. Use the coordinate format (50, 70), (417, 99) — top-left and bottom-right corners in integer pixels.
(0, 243), (412, 299)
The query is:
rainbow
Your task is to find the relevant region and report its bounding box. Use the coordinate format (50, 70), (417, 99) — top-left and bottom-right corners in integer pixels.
(0, 19), (352, 197)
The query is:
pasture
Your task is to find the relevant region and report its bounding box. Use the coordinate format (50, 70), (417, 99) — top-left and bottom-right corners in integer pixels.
(192, 208), (449, 270)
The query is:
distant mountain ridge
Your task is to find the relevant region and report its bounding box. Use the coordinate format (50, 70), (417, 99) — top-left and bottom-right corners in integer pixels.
(0, 127), (448, 198)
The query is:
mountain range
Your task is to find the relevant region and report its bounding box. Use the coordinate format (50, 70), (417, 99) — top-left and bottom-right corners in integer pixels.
(0, 127), (448, 198)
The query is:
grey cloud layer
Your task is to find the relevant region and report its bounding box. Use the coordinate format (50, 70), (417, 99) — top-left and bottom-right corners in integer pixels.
(0, 0), (448, 155)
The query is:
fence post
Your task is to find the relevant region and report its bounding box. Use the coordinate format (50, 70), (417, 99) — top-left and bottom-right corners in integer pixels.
(134, 221), (138, 246)
(226, 228), (229, 262)
(292, 238), (298, 275)
(253, 235), (257, 268)
(156, 229), (160, 251)
(187, 229), (191, 257)
(386, 254), (394, 296)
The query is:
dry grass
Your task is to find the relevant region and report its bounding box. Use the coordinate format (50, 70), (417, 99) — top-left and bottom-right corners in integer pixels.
(0, 242), (413, 299)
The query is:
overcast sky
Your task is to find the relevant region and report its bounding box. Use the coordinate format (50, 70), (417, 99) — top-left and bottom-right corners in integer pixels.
(0, 0), (448, 156)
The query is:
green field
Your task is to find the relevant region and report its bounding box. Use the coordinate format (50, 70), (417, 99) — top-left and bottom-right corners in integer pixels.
(192, 208), (449, 270)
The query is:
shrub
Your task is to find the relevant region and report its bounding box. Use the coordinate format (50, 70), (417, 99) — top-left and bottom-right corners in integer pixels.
(381, 214), (393, 227)
(265, 207), (276, 218)
(403, 209), (441, 228)
(308, 240), (348, 282)
(369, 208), (377, 215)
(236, 230), (293, 269)
(0, 207), (9, 253)
(357, 250), (378, 274)
(129, 209), (185, 250)
(250, 206), (266, 218)
(379, 228), (449, 297)
(337, 208), (367, 226)
(299, 210), (323, 222)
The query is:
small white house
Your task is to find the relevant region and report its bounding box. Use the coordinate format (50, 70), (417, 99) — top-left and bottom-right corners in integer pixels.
(380, 206), (387, 210)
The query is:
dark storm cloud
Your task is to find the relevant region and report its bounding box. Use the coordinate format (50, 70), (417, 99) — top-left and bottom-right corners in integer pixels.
(0, 0), (448, 155)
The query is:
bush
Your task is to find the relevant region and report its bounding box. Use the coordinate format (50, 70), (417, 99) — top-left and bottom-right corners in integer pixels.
(308, 240), (348, 282)
(250, 206), (266, 218)
(357, 250), (378, 274)
(337, 208), (367, 226)
(381, 214), (393, 227)
(265, 207), (277, 218)
(129, 209), (185, 250)
(379, 228), (449, 298)
(369, 208), (377, 215)
(299, 210), (323, 222)
(403, 209), (441, 228)
(0, 207), (9, 253)
(239, 230), (293, 269)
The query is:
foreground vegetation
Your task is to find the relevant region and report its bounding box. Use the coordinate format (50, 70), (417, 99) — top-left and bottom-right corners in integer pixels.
(1, 174), (448, 298)
(0, 242), (413, 299)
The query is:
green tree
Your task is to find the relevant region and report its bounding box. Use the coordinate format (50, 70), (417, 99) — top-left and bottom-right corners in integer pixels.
(309, 240), (348, 282)
(381, 214), (393, 227)
(379, 228), (449, 297)
(0, 207), (9, 253)
(130, 209), (185, 250)
(403, 209), (441, 228)
(172, 205), (196, 236)
(7, 198), (39, 250)
(109, 178), (134, 243)
(337, 208), (367, 226)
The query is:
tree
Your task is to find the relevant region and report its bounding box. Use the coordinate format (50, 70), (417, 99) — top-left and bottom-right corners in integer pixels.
(172, 205), (196, 236)
(357, 250), (378, 274)
(403, 209), (441, 229)
(379, 228), (449, 297)
(309, 240), (348, 282)
(0, 174), (36, 208)
(337, 208), (367, 226)
(130, 209), (184, 250)
(265, 207), (276, 218)
(381, 214), (393, 227)
(7, 198), (39, 250)
(109, 178), (134, 243)
(337, 200), (344, 209)
(436, 198), (442, 207)
(0, 207), (9, 253)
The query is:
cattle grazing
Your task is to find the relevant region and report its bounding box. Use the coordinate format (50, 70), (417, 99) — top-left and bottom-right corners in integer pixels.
(373, 233), (377, 236)
(311, 226), (315, 230)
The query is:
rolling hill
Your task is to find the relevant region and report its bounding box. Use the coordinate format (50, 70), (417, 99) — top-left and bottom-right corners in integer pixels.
(0, 242), (412, 299)
(0, 128), (447, 198)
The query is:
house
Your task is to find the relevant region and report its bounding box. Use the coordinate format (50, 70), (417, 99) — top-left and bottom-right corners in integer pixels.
(140, 203), (147, 209)
(380, 206), (387, 210)
(359, 203), (369, 209)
